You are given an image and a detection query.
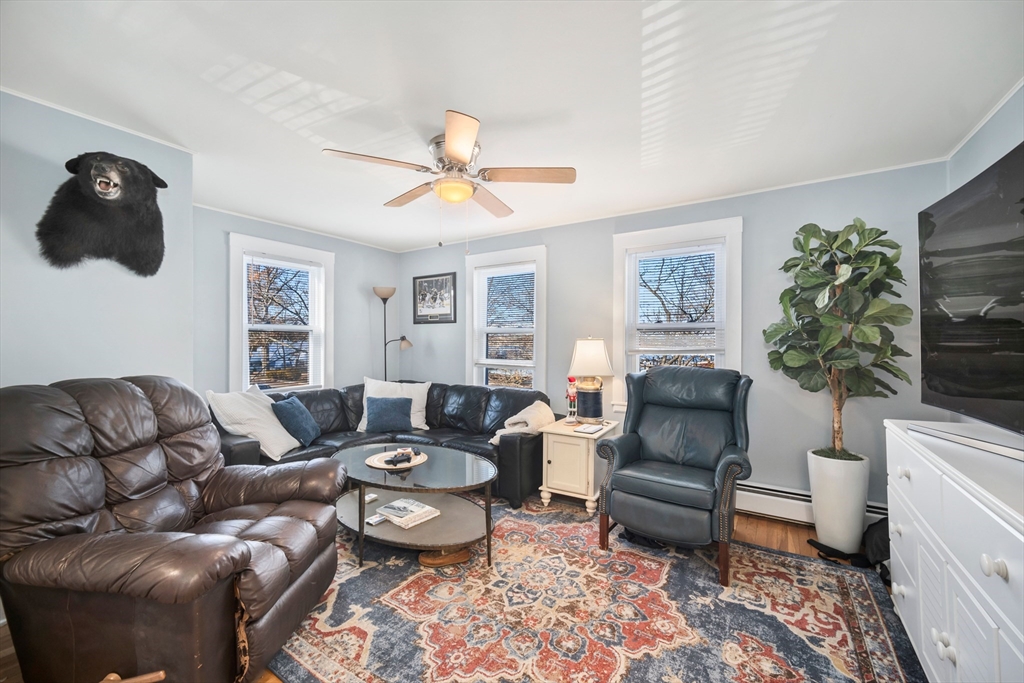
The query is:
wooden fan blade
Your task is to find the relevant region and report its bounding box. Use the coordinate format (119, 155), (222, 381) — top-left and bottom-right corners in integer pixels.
(322, 148), (433, 173)
(471, 184), (513, 218)
(477, 167), (576, 183)
(444, 110), (480, 165)
(384, 183), (433, 207)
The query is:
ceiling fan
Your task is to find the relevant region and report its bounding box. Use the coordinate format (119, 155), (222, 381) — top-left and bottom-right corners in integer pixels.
(322, 110), (576, 218)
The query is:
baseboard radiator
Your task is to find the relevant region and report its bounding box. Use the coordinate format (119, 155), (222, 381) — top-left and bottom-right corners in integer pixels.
(736, 481), (887, 526)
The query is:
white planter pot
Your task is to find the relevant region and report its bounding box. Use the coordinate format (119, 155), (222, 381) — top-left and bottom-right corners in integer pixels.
(807, 449), (870, 554)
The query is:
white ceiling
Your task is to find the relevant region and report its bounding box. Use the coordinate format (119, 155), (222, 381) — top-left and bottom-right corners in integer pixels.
(1, 1), (1021, 252)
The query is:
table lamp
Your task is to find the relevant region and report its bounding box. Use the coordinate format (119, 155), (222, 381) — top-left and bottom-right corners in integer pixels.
(568, 337), (614, 424)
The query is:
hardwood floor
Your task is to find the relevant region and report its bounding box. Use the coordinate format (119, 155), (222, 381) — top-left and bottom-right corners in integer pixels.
(0, 512), (826, 683)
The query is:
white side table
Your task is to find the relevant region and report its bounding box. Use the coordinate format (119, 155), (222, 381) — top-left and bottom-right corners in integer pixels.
(538, 418), (621, 515)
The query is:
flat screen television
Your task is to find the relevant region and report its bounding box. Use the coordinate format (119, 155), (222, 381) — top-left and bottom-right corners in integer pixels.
(918, 141), (1024, 434)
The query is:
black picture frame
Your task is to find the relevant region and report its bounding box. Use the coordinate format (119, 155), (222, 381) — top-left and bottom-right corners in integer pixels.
(413, 272), (457, 324)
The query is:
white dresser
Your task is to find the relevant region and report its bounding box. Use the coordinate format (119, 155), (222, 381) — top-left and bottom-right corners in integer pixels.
(885, 420), (1024, 682)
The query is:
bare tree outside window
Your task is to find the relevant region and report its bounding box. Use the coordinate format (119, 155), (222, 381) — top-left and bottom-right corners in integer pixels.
(247, 263), (312, 387)
(632, 250), (721, 370)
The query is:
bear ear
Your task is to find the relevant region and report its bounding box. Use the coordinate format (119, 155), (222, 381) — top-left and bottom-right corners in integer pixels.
(64, 154), (88, 175)
(150, 170), (168, 189)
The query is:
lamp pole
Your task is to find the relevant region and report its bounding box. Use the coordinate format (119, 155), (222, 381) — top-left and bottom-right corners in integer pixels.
(373, 286), (397, 381)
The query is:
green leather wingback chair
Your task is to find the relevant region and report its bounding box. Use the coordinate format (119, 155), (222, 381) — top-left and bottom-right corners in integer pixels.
(598, 365), (752, 586)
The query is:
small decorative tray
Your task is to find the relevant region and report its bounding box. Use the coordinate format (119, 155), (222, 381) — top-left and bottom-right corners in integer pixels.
(365, 448), (429, 470)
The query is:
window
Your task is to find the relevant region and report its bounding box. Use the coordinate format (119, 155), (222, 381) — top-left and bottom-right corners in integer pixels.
(612, 217), (742, 410)
(229, 234), (334, 391)
(627, 242), (725, 371)
(466, 246), (547, 391)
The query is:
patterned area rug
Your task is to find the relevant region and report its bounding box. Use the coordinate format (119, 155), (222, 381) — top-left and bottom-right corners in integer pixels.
(269, 496), (924, 683)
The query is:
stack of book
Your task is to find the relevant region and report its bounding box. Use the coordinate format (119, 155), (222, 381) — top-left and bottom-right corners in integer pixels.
(376, 498), (440, 529)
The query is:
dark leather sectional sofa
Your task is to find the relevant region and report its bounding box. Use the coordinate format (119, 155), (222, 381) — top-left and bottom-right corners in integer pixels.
(218, 381), (550, 509)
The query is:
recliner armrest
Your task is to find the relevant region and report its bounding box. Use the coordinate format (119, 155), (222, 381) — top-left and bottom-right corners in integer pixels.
(202, 459), (348, 513)
(597, 433), (641, 472)
(714, 444), (752, 492)
(2, 532), (250, 604)
(219, 433), (261, 466)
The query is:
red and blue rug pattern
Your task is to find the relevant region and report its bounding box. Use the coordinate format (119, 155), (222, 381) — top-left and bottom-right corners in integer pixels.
(269, 497), (925, 683)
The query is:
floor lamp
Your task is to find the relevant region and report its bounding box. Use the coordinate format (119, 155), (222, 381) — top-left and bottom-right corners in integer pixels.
(373, 286), (412, 381)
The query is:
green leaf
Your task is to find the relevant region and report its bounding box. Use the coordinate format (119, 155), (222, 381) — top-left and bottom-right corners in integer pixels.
(819, 312), (847, 327)
(857, 265), (886, 290)
(792, 236), (806, 255)
(763, 321), (793, 344)
(873, 375), (899, 395)
(844, 367), (876, 396)
(768, 350), (785, 371)
(794, 269), (832, 287)
(889, 343), (912, 358)
(817, 327), (843, 354)
(853, 217), (866, 229)
(798, 223), (824, 240)
(874, 239), (901, 250)
(797, 369), (829, 392)
(836, 223), (858, 247)
(861, 298), (891, 318)
(815, 287), (832, 309)
(862, 302), (913, 326)
(845, 288), (865, 316)
(874, 360), (912, 384)
(853, 324), (881, 343)
(834, 239), (855, 254)
(826, 348), (861, 369)
(781, 291), (795, 326)
(890, 246), (902, 264)
(833, 263), (853, 285)
(782, 256), (804, 272)
(783, 348), (817, 367)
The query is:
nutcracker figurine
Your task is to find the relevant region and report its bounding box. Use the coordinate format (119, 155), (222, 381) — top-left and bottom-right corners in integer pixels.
(565, 376), (579, 425)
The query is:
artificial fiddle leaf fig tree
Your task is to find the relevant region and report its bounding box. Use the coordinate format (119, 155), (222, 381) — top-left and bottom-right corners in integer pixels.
(763, 218), (914, 459)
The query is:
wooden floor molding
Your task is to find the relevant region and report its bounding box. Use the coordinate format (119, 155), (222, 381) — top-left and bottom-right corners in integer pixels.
(0, 512), (826, 683)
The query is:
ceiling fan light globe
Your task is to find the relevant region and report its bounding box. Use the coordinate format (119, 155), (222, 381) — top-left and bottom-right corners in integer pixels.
(432, 178), (475, 204)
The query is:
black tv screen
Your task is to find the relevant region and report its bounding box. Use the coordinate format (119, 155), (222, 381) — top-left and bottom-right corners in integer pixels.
(918, 141), (1024, 434)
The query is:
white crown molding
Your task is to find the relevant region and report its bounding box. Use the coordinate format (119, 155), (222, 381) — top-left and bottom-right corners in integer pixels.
(0, 86), (194, 154)
(945, 78), (1024, 160)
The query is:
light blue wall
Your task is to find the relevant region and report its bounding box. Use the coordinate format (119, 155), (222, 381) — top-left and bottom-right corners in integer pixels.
(192, 207), (400, 395)
(0, 92), (194, 386)
(948, 86), (1023, 191)
(399, 164), (953, 504)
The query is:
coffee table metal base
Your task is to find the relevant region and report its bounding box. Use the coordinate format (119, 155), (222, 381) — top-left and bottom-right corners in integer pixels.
(337, 487), (493, 566)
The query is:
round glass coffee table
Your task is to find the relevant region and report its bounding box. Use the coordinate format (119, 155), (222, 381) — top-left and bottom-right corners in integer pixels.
(333, 443), (497, 567)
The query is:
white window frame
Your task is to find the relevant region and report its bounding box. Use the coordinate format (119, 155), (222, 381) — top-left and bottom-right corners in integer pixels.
(627, 240), (727, 372)
(229, 233), (334, 392)
(612, 217), (742, 412)
(465, 245), (547, 393)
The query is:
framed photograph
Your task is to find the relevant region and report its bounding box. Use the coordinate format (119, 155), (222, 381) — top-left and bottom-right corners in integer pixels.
(413, 272), (457, 324)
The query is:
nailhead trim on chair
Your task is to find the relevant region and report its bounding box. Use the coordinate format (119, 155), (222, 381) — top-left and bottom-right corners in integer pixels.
(718, 464), (741, 542)
(597, 443), (616, 515)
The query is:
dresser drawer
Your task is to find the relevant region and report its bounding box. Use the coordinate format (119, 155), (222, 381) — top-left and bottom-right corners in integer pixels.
(887, 431), (943, 534)
(890, 543), (921, 653)
(942, 476), (1024, 634)
(888, 485), (920, 582)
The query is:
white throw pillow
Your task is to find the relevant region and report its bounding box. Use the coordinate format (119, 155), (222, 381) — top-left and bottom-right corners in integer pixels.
(206, 386), (300, 461)
(357, 377), (431, 431)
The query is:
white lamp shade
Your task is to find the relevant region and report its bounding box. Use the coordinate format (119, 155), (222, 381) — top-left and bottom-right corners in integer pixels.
(568, 338), (614, 377)
(399, 338), (413, 351)
(373, 286), (396, 300)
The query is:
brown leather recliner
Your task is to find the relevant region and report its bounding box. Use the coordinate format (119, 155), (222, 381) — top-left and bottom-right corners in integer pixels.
(0, 376), (347, 683)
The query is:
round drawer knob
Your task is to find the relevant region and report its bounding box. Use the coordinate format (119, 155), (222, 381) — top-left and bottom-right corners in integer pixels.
(892, 583), (906, 597)
(896, 466), (911, 480)
(937, 641), (957, 665)
(979, 553), (1009, 580)
(930, 627), (941, 645)
(889, 522), (903, 537)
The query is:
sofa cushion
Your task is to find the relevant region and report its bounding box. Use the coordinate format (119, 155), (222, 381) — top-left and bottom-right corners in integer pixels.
(194, 500), (336, 550)
(265, 443), (337, 466)
(481, 387), (549, 435)
(611, 461), (716, 510)
(237, 540), (290, 621)
(272, 397), (321, 447)
(440, 385), (490, 433)
(445, 434), (499, 460)
(365, 396), (413, 432)
(339, 384), (365, 433)
(425, 383), (448, 428)
(282, 388), (348, 433)
(636, 405), (733, 470)
(394, 428), (476, 447)
(238, 516), (319, 583)
(313, 431), (392, 450)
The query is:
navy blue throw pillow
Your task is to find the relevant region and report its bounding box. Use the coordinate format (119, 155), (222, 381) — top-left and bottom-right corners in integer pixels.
(272, 397), (322, 447)
(365, 396), (413, 432)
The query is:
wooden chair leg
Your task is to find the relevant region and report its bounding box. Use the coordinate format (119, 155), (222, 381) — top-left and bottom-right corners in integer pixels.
(599, 513), (610, 550)
(718, 541), (730, 587)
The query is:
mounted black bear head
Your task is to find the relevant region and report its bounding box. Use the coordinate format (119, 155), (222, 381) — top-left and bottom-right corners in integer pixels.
(36, 151), (168, 277)
(65, 151), (167, 203)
